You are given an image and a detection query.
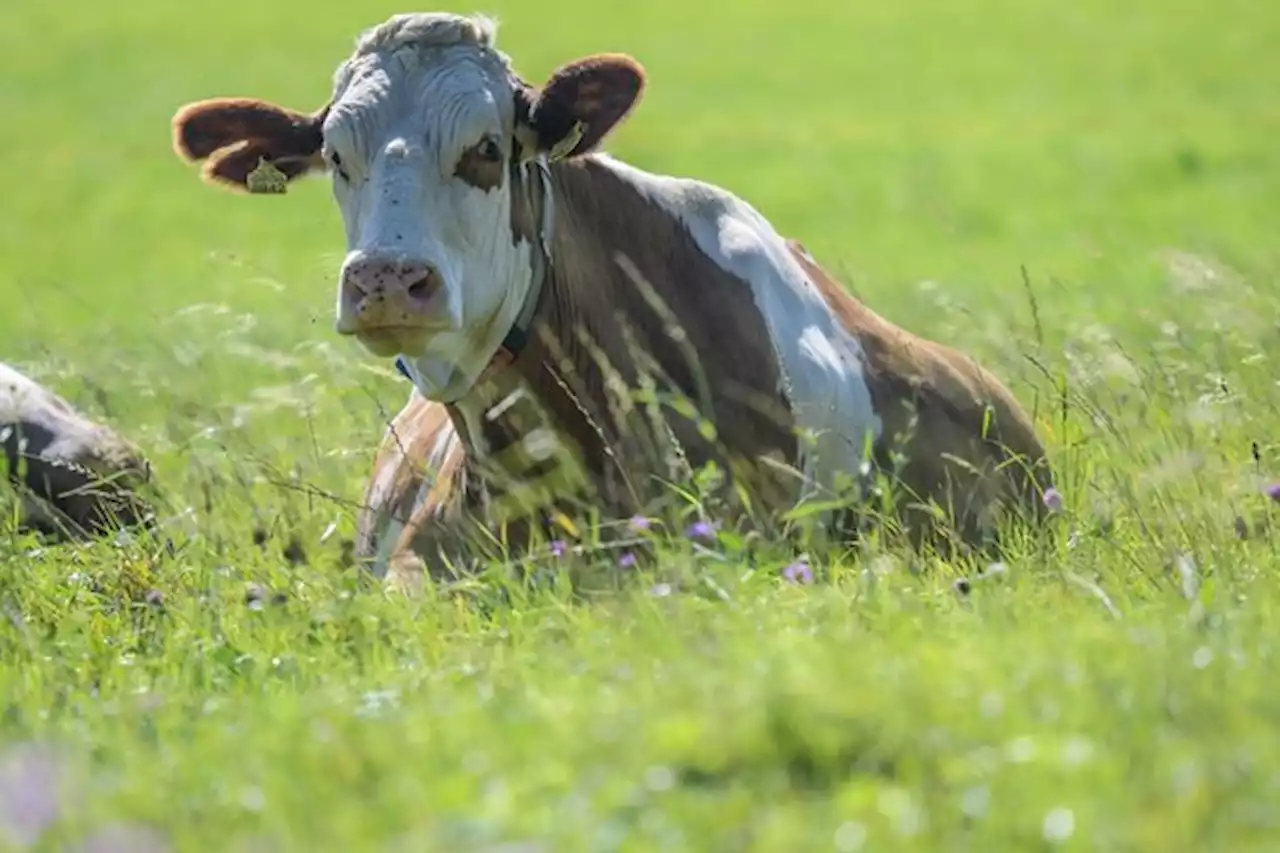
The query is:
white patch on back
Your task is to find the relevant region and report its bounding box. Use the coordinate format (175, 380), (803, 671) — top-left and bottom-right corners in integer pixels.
(594, 154), (883, 505)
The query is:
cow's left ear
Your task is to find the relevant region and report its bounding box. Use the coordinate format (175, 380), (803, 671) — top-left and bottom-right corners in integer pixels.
(170, 97), (329, 193)
(516, 54), (646, 161)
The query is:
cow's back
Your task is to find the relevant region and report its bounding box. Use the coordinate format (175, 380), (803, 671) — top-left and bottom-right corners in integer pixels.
(786, 241), (1054, 550)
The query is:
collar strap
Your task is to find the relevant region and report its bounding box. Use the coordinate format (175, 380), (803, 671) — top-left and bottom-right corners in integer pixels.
(490, 156), (553, 370)
(394, 355), (413, 381)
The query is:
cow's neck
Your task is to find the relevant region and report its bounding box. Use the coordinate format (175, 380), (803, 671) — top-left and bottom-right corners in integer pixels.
(438, 155), (595, 531)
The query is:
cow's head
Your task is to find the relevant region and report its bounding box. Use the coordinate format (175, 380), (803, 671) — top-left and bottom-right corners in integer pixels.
(171, 13), (645, 400)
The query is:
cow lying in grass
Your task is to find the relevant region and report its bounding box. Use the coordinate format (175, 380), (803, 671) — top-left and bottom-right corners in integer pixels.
(0, 362), (155, 541)
(169, 11), (1054, 585)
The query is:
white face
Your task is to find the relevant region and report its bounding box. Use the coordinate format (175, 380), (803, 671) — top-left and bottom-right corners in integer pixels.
(321, 41), (541, 401)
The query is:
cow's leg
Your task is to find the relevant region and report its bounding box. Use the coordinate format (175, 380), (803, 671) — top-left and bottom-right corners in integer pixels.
(354, 388), (470, 583)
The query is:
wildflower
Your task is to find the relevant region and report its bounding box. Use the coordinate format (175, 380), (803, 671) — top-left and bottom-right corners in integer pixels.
(685, 520), (717, 541)
(1265, 483), (1280, 503)
(619, 552), (637, 569)
(1043, 487), (1064, 513)
(0, 741), (78, 848)
(549, 540), (567, 558)
(783, 559), (813, 584)
(244, 583), (267, 611)
(627, 515), (651, 533)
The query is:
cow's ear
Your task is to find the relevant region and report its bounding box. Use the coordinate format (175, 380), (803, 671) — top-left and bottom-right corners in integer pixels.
(515, 54), (645, 161)
(171, 97), (328, 193)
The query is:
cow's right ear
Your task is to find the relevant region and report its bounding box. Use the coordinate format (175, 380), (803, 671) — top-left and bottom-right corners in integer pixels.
(170, 97), (328, 193)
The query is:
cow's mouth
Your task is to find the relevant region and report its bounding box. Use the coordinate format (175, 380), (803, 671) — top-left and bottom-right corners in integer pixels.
(352, 325), (436, 358)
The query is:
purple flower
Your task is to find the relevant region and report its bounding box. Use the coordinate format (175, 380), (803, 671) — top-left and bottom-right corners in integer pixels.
(1043, 487), (1064, 513)
(1264, 483), (1280, 503)
(619, 552), (637, 569)
(783, 560), (813, 584)
(0, 742), (74, 848)
(685, 520), (718, 541)
(628, 515), (651, 533)
(549, 540), (567, 558)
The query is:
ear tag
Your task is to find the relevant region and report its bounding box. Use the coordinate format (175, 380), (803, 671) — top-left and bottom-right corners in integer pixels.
(246, 157), (288, 194)
(547, 121), (585, 162)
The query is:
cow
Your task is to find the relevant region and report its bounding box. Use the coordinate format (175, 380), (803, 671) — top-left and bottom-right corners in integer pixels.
(0, 362), (157, 541)
(169, 12), (1055, 585)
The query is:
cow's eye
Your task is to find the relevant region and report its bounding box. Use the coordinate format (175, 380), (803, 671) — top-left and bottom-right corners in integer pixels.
(455, 135), (506, 191)
(477, 136), (502, 163)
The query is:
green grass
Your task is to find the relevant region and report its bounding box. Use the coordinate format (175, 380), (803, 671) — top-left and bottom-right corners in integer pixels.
(2, 0), (1280, 848)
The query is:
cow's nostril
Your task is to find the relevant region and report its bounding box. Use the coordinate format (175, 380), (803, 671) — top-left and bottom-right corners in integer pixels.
(406, 275), (435, 300)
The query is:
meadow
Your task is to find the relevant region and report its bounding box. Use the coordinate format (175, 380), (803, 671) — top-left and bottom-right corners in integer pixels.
(2, 0), (1280, 848)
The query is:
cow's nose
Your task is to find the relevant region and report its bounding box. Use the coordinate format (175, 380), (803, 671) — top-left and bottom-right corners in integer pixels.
(337, 254), (444, 336)
(342, 255), (442, 304)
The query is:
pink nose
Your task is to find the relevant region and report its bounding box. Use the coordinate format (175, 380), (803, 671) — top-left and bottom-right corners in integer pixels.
(339, 254), (443, 329)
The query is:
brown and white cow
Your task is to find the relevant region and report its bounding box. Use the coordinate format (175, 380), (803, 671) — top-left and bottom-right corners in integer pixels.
(1, 362), (156, 541)
(169, 12), (1055, 584)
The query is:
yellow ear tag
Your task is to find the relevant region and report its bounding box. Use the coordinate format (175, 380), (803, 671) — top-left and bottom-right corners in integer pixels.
(547, 121), (585, 162)
(246, 157), (288, 194)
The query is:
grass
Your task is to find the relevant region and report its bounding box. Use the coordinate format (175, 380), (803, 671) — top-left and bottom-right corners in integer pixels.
(2, 0), (1280, 848)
